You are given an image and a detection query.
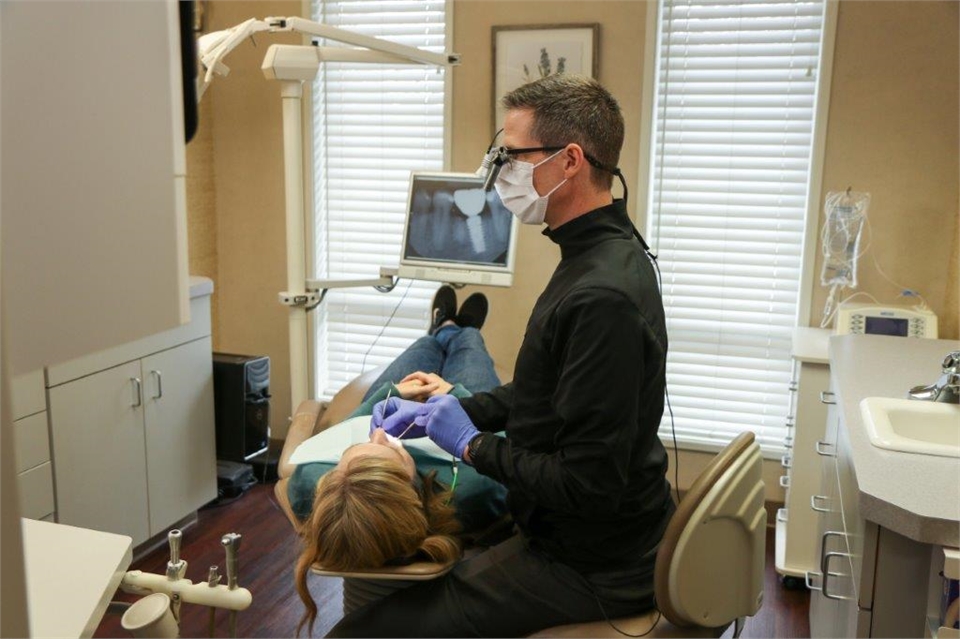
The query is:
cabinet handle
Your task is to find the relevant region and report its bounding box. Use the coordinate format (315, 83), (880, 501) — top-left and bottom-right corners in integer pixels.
(151, 370), (163, 399)
(779, 475), (790, 488)
(815, 440), (836, 457)
(131, 377), (142, 408)
(810, 494), (831, 513)
(781, 454), (792, 469)
(822, 551), (855, 601)
(819, 390), (836, 405)
(783, 436), (794, 449)
(804, 570), (823, 592)
(788, 382), (798, 392)
(820, 530), (846, 573)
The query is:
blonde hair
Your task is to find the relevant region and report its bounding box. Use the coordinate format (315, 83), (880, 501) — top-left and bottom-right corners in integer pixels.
(295, 455), (462, 636)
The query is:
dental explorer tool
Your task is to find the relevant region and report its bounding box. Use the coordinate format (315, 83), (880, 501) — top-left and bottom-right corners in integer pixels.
(207, 565), (221, 638)
(221, 533), (242, 638)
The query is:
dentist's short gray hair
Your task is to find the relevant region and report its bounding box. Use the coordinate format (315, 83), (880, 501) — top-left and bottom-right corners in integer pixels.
(501, 74), (624, 190)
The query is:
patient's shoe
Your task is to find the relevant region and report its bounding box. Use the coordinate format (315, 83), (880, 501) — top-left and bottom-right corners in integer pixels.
(456, 293), (488, 331)
(429, 285), (458, 335)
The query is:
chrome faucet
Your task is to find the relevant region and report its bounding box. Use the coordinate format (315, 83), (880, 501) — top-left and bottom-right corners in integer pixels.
(909, 351), (960, 403)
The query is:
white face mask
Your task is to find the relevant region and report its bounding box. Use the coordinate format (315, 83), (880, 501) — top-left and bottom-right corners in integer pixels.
(494, 150), (567, 225)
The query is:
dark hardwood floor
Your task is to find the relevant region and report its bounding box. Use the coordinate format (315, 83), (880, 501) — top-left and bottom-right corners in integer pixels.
(95, 483), (809, 638)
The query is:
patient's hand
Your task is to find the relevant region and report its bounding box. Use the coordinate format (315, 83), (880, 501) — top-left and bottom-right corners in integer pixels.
(395, 377), (439, 401)
(400, 372), (454, 398)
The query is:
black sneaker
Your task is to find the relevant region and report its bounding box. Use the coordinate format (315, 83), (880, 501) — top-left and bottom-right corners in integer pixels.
(456, 293), (488, 331)
(429, 285), (458, 335)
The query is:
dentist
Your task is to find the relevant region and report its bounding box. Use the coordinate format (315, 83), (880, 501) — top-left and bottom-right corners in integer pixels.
(329, 74), (673, 638)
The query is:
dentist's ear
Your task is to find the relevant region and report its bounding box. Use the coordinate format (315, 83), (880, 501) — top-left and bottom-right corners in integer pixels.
(561, 143), (588, 179)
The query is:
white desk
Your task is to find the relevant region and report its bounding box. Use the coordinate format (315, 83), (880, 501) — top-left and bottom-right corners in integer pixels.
(22, 518), (132, 638)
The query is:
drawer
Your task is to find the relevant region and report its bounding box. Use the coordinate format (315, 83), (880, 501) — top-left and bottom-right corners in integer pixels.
(18, 462), (55, 520)
(14, 412), (50, 472)
(11, 369), (45, 420)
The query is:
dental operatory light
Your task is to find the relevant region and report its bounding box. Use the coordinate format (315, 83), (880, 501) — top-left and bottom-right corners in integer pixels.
(196, 16), (460, 100)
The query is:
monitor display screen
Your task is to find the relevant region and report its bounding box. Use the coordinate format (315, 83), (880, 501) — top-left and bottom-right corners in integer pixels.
(398, 172), (518, 287)
(865, 316), (909, 337)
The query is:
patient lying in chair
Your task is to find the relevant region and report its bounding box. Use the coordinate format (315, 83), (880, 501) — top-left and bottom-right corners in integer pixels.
(287, 289), (509, 634)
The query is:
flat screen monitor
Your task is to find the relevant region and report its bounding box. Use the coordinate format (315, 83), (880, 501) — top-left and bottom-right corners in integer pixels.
(397, 172), (519, 287)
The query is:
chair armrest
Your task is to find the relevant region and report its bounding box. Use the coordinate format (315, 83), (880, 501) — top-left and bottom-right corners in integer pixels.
(277, 400), (324, 480)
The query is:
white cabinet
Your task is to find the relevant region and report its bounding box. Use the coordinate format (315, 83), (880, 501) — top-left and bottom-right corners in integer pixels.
(12, 370), (55, 521)
(810, 377), (937, 638)
(47, 293), (216, 546)
(776, 327), (831, 584)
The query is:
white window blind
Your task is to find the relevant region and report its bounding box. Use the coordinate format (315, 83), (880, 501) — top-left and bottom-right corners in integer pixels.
(310, 0), (446, 399)
(649, 0), (826, 453)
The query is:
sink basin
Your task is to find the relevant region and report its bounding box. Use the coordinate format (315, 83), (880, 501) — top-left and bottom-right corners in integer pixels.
(860, 397), (960, 458)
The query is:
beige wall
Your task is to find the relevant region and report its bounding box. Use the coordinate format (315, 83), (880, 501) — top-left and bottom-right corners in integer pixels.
(809, 1), (959, 338)
(190, 1), (959, 451)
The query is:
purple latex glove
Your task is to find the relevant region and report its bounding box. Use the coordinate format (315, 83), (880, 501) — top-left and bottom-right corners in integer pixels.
(371, 397), (431, 439)
(423, 395), (480, 459)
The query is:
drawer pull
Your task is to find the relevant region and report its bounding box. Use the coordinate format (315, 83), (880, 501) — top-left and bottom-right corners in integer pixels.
(788, 382), (798, 392)
(815, 440), (836, 457)
(819, 390), (837, 405)
(805, 570), (823, 592)
(779, 475), (790, 488)
(820, 530), (846, 572)
(776, 508), (788, 523)
(781, 454), (792, 469)
(810, 494), (830, 513)
(822, 551), (855, 601)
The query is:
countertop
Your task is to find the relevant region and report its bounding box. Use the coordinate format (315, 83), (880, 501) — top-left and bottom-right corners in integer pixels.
(23, 518), (132, 637)
(830, 334), (960, 547)
(792, 326), (831, 364)
(189, 275), (214, 298)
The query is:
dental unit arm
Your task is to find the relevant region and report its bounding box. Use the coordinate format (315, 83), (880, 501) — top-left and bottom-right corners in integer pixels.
(120, 529), (252, 638)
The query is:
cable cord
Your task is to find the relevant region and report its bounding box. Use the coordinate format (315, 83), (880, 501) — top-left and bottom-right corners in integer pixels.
(588, 586), (662, 637)
(360, 278), (415, 373)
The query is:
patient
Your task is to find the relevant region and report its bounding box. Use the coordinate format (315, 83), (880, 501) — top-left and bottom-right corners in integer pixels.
(291, 287), (509, 635)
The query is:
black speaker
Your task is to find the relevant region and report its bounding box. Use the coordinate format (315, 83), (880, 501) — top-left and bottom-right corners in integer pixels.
(213, 353), (270, 462)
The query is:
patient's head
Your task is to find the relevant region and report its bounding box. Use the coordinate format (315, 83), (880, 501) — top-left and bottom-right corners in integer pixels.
(339, 427), (417, 480)
(294, 440), (461, 636)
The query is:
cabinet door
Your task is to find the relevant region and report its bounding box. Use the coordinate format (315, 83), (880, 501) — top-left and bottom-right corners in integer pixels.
(48, 361), (149, 544)
(142, 337), (217, 536)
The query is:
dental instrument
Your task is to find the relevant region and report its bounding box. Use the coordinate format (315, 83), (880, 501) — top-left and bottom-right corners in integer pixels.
(207, 565), (221, 638)
(120, 529), (252, 639)
(222, 533), (242, 637)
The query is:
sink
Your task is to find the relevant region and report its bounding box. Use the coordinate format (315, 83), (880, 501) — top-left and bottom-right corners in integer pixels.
(860, 397), (960, 458)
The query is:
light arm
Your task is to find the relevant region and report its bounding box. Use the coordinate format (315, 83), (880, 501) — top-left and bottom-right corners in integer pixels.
(196, 15), (460, 99)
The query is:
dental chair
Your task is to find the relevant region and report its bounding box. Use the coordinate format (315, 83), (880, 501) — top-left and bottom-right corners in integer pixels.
(530, 431), (766, 638)
(274, 373), (764, 634)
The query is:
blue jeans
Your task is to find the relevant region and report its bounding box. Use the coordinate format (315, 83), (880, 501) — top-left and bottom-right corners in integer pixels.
(361, 327), (501, 402)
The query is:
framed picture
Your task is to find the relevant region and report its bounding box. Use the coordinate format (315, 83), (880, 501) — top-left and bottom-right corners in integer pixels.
(492, 24), (599, 131)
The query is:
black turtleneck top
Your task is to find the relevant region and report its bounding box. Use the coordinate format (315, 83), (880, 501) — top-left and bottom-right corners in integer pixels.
(460, 199), (672, 573)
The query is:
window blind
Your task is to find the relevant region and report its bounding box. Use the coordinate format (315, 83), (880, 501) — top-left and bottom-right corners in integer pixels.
(649, 0), (826, 453)
(310, 0), (446, 399)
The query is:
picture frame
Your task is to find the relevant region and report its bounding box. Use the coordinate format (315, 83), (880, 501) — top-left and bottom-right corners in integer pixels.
(491, 24), (600, 132)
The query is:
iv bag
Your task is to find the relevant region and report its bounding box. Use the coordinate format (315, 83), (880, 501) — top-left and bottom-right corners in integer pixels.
(820, 190), (870, 289)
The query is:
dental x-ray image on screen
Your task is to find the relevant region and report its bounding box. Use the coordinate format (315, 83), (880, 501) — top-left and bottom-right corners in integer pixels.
(397, 172), (519, 287)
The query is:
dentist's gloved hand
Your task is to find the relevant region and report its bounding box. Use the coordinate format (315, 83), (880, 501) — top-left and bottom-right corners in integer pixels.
(371, 397), (430, 438)
(423, 395), (480, 459)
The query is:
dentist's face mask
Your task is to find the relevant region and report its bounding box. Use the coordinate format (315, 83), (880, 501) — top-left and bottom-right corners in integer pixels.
(494, 149), (567, 225)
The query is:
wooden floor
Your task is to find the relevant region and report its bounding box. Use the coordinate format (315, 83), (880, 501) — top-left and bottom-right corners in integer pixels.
(95, 483), (810, 638)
